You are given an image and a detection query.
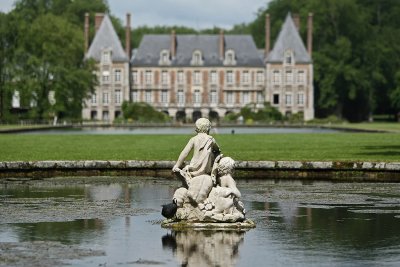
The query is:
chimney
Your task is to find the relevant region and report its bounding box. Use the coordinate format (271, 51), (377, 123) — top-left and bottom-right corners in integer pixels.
(170, 30), (176, 59)
(84, 12), (89, 52)
(292, 13), (300, 31)
(125, 13), (131, 59)
(265, 14), (270, 58)
(219, 29), (225, 60)
(95, 13), (104, 32)
(307, 13), (313, 57)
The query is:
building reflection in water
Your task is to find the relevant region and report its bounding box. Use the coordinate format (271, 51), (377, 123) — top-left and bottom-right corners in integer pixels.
(162, 230), (246, 267)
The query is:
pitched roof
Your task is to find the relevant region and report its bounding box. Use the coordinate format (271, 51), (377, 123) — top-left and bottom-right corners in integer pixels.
(131, 34), (264, 67)
(267, 13), (311, 63)
(85, 15), (128, 62)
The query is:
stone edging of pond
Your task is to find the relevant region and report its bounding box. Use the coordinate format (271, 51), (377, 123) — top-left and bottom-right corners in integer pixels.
(1, 160), (400, 182)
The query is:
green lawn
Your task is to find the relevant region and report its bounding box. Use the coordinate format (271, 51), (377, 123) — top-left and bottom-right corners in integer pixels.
(329, 122), (400, 133)
(0, 133), (399, 162)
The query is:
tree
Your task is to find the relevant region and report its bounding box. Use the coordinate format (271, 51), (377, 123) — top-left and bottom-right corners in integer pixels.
(13, 13), (97, 120)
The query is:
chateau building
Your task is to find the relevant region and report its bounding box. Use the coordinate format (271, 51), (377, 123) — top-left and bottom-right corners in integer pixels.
(83, 12), (314, 121)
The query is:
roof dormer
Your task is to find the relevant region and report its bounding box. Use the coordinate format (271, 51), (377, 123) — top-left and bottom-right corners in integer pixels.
(159, 49), (171, 65)
(223, 49), (236, 66)
(191, 50), (204, 66)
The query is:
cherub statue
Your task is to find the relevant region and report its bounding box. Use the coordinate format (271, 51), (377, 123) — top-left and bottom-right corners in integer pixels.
(172, 118), (220, 187)
(162, 118), (245, 223)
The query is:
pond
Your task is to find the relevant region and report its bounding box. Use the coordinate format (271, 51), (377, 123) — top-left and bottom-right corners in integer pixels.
(18, 126), (340, 135)
(1, 177), (400, 267)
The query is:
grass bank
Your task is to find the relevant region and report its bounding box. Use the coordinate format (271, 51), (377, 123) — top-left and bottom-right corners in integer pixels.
(1, 133), (399, 162)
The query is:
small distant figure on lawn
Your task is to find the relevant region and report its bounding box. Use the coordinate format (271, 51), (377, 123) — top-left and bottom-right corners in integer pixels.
(172, 118), (220, 187)
(231, 129), (235, 135)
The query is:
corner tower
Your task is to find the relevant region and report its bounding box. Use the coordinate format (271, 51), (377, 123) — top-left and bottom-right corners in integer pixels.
(83, 14), (130, 121)
(265, 13), (314, 121)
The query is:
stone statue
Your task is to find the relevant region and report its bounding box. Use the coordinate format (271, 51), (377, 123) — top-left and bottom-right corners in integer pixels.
(163, 118), (247, 224)
(172, 117), (220, 188)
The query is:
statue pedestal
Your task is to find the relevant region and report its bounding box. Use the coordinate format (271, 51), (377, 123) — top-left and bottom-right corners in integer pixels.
(161, 219), (256, 230)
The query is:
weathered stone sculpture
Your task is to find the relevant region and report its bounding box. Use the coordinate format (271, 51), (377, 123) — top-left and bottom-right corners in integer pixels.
(162, 118), (251, 226)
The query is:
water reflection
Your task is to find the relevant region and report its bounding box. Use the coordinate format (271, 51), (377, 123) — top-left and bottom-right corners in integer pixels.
(1, 179), (400, 266)
(162, 230), (246, 267)
(14, 219), (104, 244)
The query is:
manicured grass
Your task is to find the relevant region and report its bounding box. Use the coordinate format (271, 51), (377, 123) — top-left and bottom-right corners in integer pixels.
(0, 133), (399, 162)
(330, 122), (400, 133)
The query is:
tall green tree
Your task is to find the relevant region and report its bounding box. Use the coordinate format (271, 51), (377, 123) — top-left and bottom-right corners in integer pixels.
(13, 13), (97, 120)
(240, 0), (400, 121)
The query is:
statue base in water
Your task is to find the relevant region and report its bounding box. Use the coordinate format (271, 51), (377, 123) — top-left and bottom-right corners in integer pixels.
(161, 219), (256, 230)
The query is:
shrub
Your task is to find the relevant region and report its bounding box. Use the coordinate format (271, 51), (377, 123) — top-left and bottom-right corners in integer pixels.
(121, 101), (171, 123)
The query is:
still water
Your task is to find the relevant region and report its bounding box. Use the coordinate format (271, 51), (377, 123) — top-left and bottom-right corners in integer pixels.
(20, 126), (339, 135)
(1, 178), (400, 267)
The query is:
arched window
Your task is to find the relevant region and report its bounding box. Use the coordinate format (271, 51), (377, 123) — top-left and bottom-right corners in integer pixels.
(191, 50), (203, 66)
(224, 49), (236, 65)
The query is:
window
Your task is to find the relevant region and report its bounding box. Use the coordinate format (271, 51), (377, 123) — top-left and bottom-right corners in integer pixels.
(242, 71), (250, 84)
(210, 71), (218, 84)
(273, 94), (279, 105)
(297, 93), (305, 105)
(177, 90), (185, 105)
(226, 71), (234, 84)
(285, 94), (292, 105)
(226, 91), (234, 104)
(102, 71), (110, 83)
(284, 50), (293, 65)
(102, 92), (109, 104)
(297, 70), (305, 83)
(161, 90), (168, 103)
(286, 70), (293, 83)
(272, 70), (280, 84)
(257, 92), (264, 103)
(91, 93), (97, 104)
(194, 90), (201, 104)
(161, 71), (169, 85)
(115, 90), (121, 104)
(224, 50), (236, 65)
(131, 90), (138, 102)
(102, 111), (109, 120)
(145, 90), (152, 103)
(210, 90), (217, 104)
(114, 69), (122, 82)
(101, 51), (111, 63)
(242, 92), (250, 104)
(191, 50), (203, 65)
(177, 71), (184, 84)
(145, 70), (152, 85)
(194, 71), (201, 85)
(132, 71), (138, 84)
(256, 71), (264, 83)
(90, 110), (97, 120)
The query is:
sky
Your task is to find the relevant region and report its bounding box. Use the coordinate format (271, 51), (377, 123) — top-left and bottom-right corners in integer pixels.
(0, 0), (271, 29)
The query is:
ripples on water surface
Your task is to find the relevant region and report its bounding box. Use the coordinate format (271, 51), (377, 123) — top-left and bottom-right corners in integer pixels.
(1, 178), (400, 267)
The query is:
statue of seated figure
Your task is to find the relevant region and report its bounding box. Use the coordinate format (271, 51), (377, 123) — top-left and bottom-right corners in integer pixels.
(165, 117), (245, 222)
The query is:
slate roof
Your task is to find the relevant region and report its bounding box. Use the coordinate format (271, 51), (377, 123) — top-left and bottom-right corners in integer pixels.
(267, 13), (311, 63)
(131, 34), (264, 67)
(85, 15), (129, 62)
